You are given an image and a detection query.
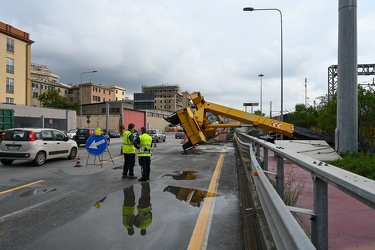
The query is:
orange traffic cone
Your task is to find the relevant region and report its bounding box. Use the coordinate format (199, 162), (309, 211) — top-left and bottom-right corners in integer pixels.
(74, 156), (83, 167)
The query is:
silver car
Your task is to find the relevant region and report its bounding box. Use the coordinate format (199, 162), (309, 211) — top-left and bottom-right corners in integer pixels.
(147, 129), (166, 143)
(0, 128), (78, 166)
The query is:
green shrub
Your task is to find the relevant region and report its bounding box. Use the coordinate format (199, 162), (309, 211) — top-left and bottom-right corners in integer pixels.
(329, 152), (375, 180)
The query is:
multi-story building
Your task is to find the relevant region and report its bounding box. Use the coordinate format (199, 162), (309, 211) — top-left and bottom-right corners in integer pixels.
(141, 84), (184, 112)
(0, 21), (34, 105)
(67, 82), (126, 105)
(104, 85), (127, 101)
(30, 63), (71, 107)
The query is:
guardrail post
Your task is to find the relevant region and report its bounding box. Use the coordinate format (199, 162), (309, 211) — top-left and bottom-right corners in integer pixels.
(263, 147), (268, 172)
(276, 154), (284, 200)
(256, 142), (260, 160)
(311, 176), (328, 250)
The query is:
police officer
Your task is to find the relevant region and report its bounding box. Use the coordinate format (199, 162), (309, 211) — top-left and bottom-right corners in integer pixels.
(134, 126), (152, 181)
(122, 123), (137, 179)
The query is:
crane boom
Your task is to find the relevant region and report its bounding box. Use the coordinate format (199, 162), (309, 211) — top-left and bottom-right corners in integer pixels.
(165, 92), (298, 151)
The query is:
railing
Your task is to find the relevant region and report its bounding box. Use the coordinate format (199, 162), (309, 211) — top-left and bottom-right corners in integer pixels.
(234, 132), (375, 250)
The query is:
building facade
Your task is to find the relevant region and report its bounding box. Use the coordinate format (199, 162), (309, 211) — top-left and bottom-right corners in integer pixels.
(0, 21), (34, 106)
(30, 63), (71, 107)
(141, 84), (184, 112)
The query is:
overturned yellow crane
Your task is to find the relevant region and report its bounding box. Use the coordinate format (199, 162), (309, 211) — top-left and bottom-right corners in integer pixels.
(165, 92), (297, 151)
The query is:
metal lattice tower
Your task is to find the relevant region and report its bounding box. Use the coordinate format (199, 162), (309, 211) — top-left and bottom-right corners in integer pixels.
(328, 64), (375, 100)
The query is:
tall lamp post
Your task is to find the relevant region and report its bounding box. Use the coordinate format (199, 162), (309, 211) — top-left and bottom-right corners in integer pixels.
(80, 71), (97, 128)
(243, 7), (284, 124)
(258, 74), (264, 114)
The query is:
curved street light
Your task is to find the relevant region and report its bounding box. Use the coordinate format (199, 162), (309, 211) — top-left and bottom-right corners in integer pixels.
(258, 74), (264, 114)
(243, 7), (284, 126)
(80, 70), (97, 128)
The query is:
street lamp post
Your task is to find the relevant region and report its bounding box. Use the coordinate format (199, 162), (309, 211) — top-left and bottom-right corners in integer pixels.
(258, 74), (264, 114)
(80, 71), (97, 128)
(243, 7), (284, 124)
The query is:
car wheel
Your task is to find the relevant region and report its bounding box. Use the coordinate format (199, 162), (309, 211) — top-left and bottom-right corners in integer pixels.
(1, 159), (14, 165)
(34, 152), (46, 166)
(68, 147), (78, 159)
(163, 137), (166, 142)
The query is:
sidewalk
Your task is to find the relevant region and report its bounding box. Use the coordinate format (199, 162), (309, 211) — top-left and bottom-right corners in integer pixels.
(265, 150), (375, 249)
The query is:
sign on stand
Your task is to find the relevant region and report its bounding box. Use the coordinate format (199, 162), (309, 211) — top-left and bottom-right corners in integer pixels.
(85, 134), (114, 167)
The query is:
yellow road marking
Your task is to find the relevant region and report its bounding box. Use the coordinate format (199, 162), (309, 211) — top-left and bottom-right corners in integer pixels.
(188, 146), (226, 250)
(0, 180), (44, 195)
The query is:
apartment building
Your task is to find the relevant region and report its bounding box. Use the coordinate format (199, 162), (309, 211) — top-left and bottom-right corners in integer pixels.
(30, 63), (71, 107)
(104, 85), (126, 101)
(0, 21), (34, 105)
(141, 84), (184, 112)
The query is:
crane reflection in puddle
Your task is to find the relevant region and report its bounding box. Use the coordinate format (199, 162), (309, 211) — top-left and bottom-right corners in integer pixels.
(163, 186), (218, 207)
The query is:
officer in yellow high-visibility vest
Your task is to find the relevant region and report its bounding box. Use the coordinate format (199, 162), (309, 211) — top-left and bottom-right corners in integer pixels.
(122, 123), (137, 179)
(133, 126), (152, 181)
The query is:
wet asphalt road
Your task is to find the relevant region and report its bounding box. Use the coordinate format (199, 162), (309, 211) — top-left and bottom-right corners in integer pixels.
(0, 134), (244, 250)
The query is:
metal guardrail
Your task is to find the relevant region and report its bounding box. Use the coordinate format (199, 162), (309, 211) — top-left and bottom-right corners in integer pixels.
(234, 132), (375, 250)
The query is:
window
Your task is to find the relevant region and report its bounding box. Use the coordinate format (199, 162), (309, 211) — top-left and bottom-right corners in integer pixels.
(6, 78), (14, 93)
(33, 92), (39, 98)
(42, 130), (53, 140)
(6, 98), (14, 104)
(7, 38), (14, 53)
(6, 58), (14, 74)
(53, 131), (65, 141)
(32, 83), (39, 88)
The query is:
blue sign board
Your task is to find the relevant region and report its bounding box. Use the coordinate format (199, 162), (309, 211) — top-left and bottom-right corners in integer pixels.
(86, 134), (108, 155)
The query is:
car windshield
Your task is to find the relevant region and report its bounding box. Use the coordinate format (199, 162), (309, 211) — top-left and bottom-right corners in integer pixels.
(147, 130), (157, 134)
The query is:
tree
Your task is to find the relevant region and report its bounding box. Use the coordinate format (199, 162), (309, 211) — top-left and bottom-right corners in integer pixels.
(38, 90), (80, 111)
(317, 95), (337, 138)
(358, 86), (375, 149)
(254, 110), (265, 116)
(288, 104), (318, 129)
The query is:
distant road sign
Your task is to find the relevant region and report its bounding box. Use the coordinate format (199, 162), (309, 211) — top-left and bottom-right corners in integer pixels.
(86, 134), (107, 155)
(243, 103), (259, 106)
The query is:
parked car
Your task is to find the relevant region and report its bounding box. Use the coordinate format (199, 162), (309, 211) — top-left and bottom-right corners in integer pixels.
(66, 129), (77, 139)
(175, 129), (185, 139)
(74, 128), (110, 146)
(0, 128), (78, 166)
(108, 129), (121, 138)
(147, 129), (166, 143)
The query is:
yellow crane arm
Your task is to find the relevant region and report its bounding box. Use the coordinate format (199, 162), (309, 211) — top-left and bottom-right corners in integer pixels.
(165, 91), (295, 151)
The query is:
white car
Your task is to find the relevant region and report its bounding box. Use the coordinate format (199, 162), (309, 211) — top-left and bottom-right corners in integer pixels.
(0, 128), (78, 166)
(66, 129), (77, 139)
(147, 129), (166, 143)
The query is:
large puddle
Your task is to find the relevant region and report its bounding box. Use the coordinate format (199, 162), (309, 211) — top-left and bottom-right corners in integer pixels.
(26, 180), (220, 249)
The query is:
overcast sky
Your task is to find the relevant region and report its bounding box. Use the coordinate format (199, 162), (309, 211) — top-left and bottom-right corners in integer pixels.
(2, 0), (374, 115)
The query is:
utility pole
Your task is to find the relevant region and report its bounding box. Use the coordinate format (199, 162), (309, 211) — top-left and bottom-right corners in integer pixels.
(336, 0), (358, 153)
